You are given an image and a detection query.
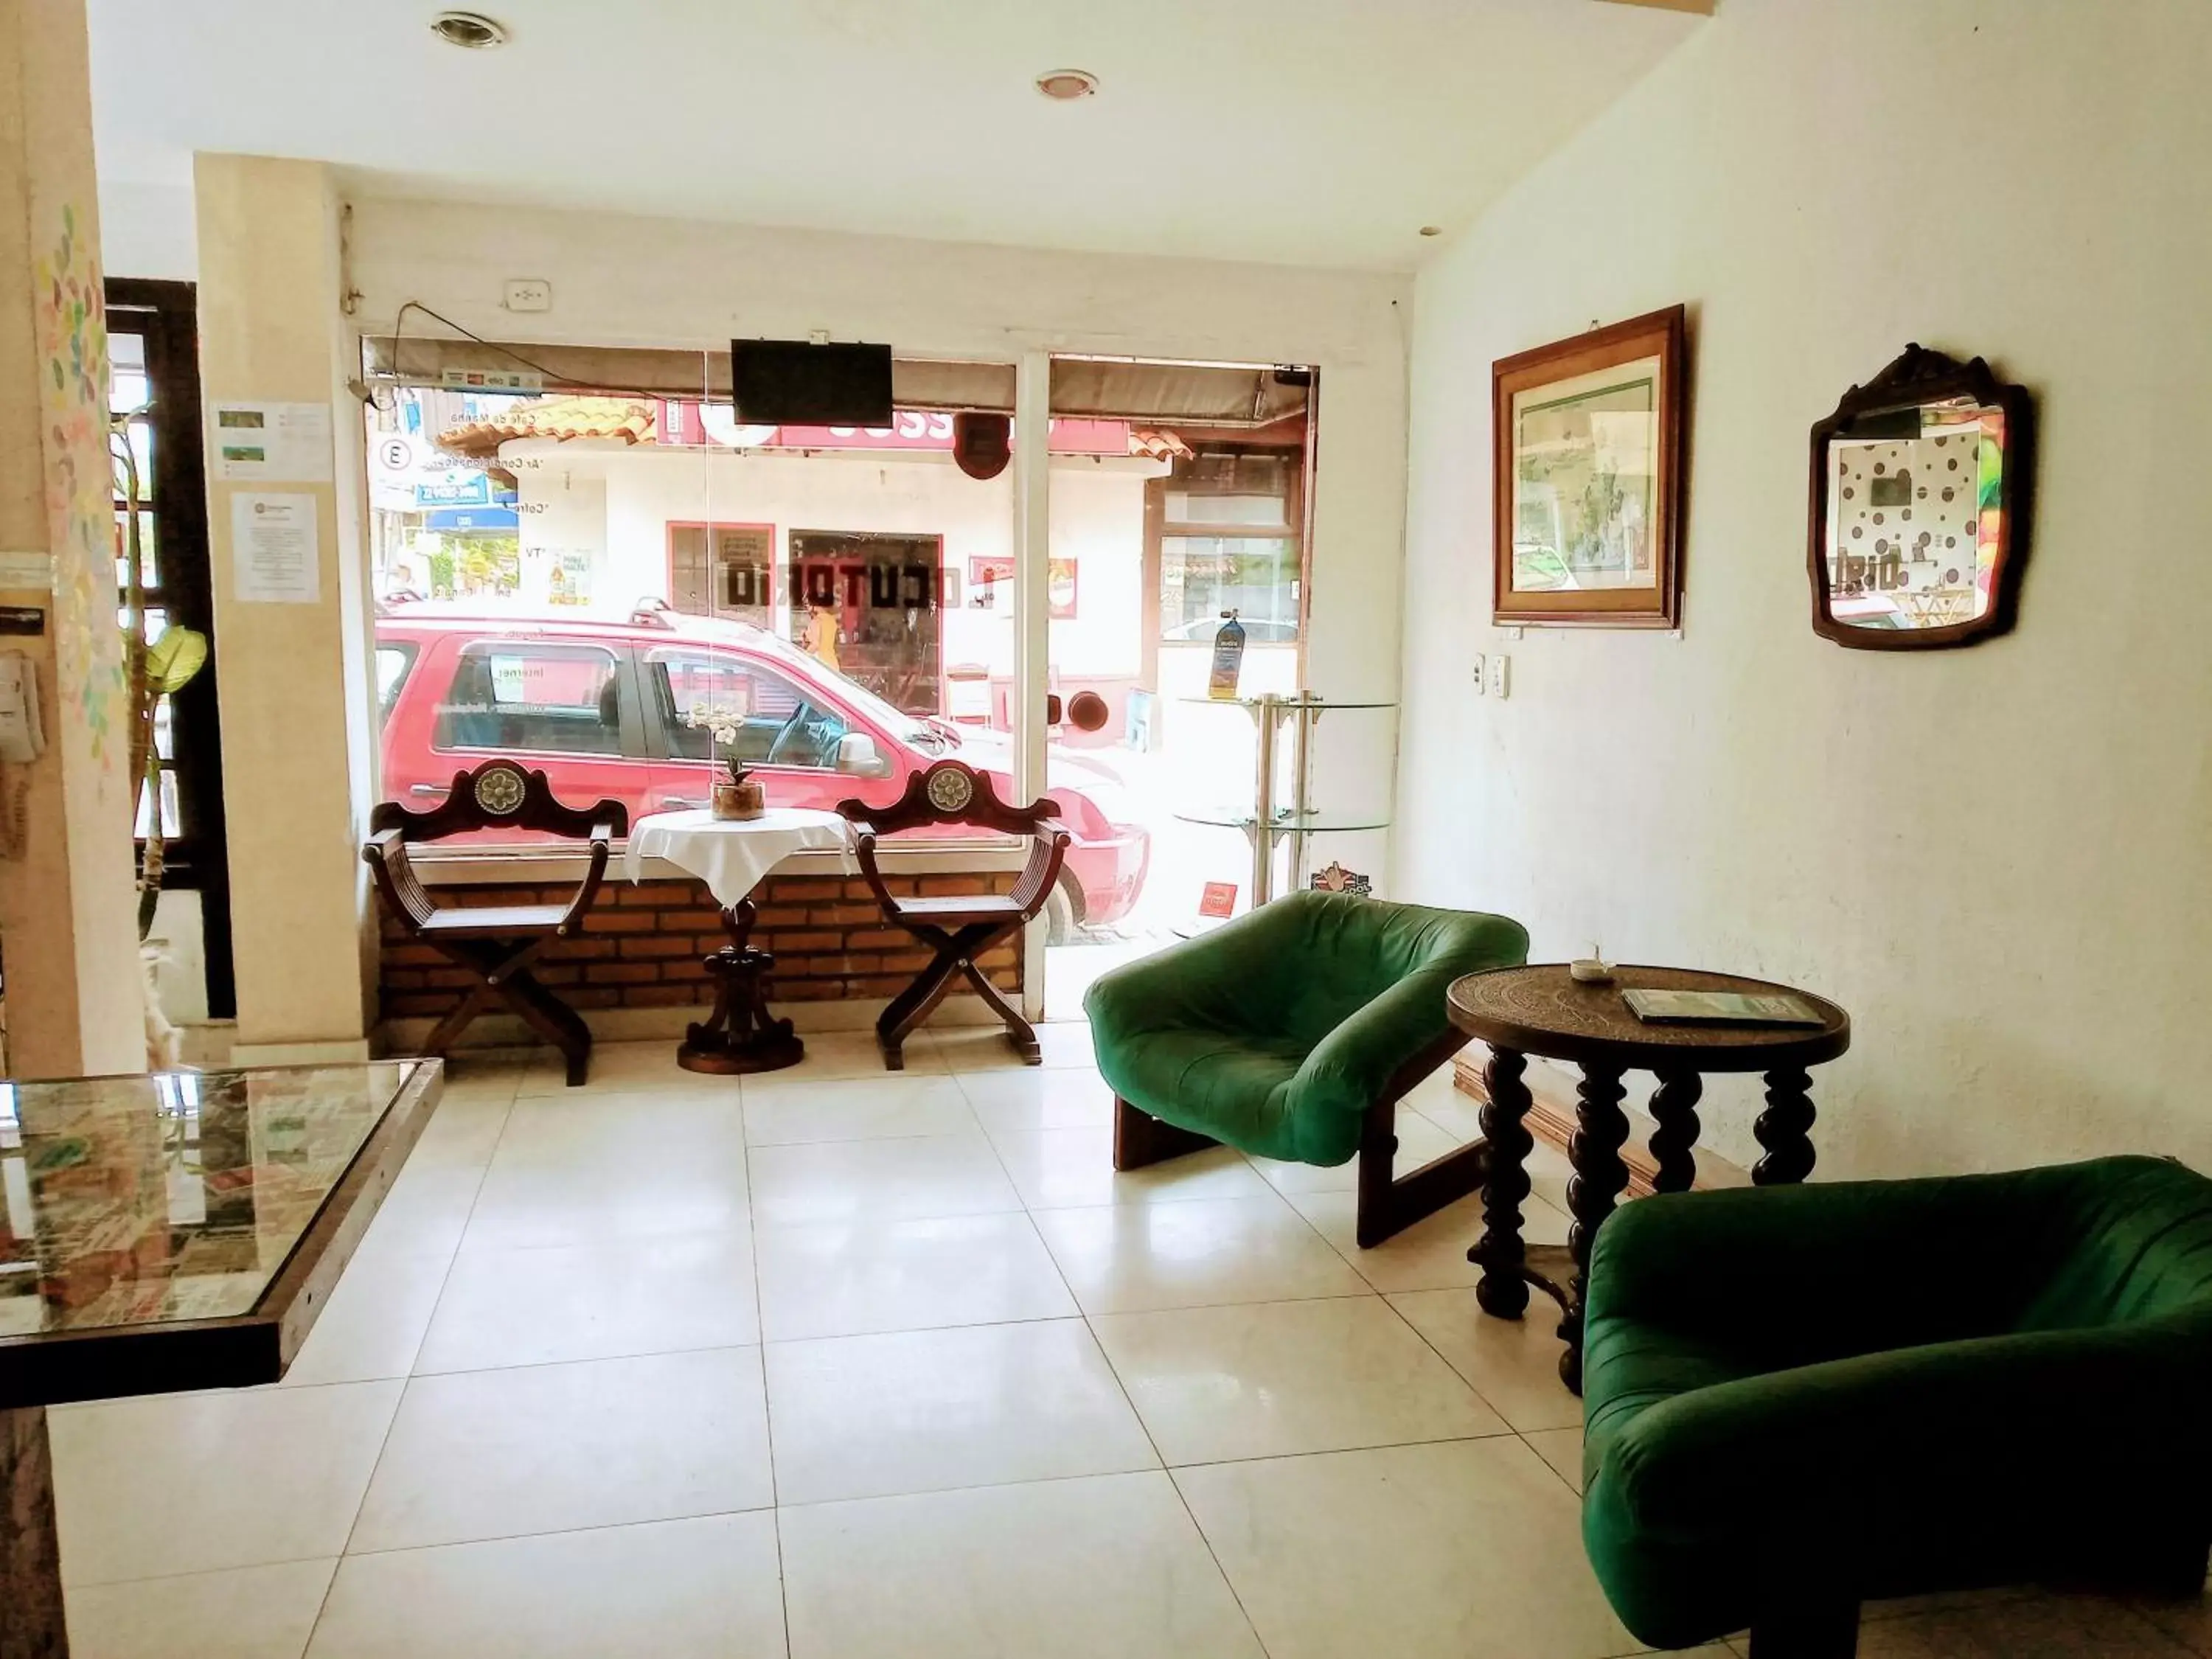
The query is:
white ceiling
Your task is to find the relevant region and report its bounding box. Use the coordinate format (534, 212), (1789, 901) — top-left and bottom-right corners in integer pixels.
(87, 0), (1700, 272)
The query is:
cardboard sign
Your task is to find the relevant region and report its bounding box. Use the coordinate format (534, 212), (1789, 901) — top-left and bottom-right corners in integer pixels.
(1198, 882), (1238, 919)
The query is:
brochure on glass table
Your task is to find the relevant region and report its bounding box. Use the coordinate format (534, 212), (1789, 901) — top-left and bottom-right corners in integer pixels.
(1621, 989), (1823, 1027)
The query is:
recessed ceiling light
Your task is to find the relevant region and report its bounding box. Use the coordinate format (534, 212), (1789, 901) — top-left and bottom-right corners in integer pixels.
(1036, 69), (1099, 102)
(431, 11), (507, 49)
(1419, 225), (1444, 238)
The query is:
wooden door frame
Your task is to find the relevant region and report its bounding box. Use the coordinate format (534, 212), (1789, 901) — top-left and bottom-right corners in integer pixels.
(107, 276), (235, 1019)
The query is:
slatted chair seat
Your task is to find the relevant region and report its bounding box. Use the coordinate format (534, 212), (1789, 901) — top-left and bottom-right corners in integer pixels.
(411, 903), (576, 936)
(364, 759), (627, 1086)
(886, 893), (1032, 921)
(838, 760), (1068, 1070)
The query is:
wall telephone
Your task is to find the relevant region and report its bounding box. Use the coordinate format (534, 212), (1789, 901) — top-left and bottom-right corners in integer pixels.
(0, 653), (44, 860)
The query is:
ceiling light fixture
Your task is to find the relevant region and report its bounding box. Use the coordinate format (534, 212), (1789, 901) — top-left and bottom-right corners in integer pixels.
(1419, 225), (1444, 238)
(431, 11), (508, 49)
(1035, 69), (1099, 102)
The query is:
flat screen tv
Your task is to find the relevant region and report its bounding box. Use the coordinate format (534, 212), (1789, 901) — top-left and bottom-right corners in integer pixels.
(730, 339), (894, 426)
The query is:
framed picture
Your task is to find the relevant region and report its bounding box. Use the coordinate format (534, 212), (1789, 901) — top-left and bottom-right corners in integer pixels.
(1493, 305), (1687, 628)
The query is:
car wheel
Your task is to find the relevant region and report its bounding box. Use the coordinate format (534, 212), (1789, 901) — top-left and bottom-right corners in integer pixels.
(1045, 880), (1080, 947)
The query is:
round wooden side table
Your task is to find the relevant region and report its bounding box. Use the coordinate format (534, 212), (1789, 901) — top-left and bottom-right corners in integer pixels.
(1445, 964), (1851, 1393)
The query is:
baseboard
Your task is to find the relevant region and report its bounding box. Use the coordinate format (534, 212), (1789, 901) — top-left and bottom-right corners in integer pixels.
(375, 992), (1009, 1055)
(1451, 1046), (1747, 1194)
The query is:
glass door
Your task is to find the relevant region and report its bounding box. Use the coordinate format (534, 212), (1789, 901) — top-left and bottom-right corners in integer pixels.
(1037, 356), (1316, 1018)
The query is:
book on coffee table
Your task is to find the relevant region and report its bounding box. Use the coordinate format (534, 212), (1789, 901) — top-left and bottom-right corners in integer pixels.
(1621, 988), (1823, 1026)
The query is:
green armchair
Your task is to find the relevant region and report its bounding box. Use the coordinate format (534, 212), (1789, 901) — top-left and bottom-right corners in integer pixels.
(1082, 891), (1528, 1246)
(1579, 1155), (2212, 1657)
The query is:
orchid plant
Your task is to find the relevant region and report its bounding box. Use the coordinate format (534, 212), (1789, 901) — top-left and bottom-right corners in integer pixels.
(681, 703), (754, 785)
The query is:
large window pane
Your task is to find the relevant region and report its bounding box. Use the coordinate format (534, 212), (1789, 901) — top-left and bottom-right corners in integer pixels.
(364, 355), (1018, 846)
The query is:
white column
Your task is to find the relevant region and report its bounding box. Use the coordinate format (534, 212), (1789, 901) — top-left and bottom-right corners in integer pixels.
(195, 154), (378, 1060)
(1012, 350), (1051, 1020)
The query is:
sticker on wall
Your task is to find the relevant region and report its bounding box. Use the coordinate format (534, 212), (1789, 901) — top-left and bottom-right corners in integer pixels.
(210, 402), (334, 482)
(1198, 881), (1238, 919)
(439, 367), (543, 392)
(1309, 862), (1373, 898)
(548, 551), (594, 607)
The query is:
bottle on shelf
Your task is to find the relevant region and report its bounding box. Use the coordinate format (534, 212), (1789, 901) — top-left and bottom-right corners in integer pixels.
(1206, 610), (1248, 701)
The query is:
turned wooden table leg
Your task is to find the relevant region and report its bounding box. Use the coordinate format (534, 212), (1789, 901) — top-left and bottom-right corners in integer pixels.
(1753, 1066), (1818, 1186)
(1559, 1065), (1630, 1394)
(2, 1406), (66, 1659)
(678, 897), (803, 1075)
(1646, 1070), (1703, 1195)
(1470, 1047), (1534, 1319)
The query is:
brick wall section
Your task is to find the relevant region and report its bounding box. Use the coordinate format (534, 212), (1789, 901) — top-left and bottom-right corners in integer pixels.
(378, 870), (1025, 1020)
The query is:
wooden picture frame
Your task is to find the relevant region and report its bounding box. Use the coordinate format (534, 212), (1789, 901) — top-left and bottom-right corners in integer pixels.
(1492, 305), (1687, 628)
(1807, 344), (2034, 652)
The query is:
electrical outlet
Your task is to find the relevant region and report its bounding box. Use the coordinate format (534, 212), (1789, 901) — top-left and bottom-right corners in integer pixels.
(502, 278), (553, 313)
(1485, 654), (1511, 699)
(1470, 653), (1486, 695)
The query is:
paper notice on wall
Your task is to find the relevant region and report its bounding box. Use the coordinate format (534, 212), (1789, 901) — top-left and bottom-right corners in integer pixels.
(231, 493), (321, 603)
(211, 401), (333, 482)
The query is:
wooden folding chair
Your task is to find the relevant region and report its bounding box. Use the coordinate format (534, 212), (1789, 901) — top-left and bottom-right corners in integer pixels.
(838, 759), (1068, 1070)
(364, 759), (627, 1085)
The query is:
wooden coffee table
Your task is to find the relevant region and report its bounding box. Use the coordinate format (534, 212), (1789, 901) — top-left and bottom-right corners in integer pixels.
(0, 1060), (441, 1657)
(1446, 965), (1850, 1393)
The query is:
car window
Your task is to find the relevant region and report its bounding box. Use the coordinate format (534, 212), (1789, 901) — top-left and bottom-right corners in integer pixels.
(375, 642), (417, 723)
(434, 641), (623, 757)
(649, 650), (849, 770)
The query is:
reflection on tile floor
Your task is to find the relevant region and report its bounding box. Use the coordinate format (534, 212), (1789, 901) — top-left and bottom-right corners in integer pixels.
(49, 1032), (2212, 1658)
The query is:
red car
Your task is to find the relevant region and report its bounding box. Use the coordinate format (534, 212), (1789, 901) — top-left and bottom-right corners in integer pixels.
(374, 604), (1150, 938)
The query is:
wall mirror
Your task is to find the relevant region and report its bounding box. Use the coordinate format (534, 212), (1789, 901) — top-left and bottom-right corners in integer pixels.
(1809, 344), (2032, 650)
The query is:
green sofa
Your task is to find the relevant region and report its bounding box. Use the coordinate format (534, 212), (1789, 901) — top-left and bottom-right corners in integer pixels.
(1580, 1155), (2212, 1656)
(1083, 891), (1528, 1246)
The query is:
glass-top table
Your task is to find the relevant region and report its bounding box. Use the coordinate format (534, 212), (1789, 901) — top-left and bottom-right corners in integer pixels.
(1175, 807), (1394, 835)
(0, 1060), (442, 1656)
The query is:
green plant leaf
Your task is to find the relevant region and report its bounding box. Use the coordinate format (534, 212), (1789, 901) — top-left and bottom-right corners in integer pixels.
(145, 626), (208, 695)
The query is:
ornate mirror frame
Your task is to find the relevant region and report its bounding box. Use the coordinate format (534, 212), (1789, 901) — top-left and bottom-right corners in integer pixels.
(1808, 344), (2034, 651)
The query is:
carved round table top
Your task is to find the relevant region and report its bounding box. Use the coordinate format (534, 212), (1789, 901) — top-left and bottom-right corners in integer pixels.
(1446, 964), (1851, 1074)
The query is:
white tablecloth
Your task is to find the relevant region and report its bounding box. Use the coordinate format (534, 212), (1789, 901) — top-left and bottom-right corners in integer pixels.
(623, 807), (855, 909)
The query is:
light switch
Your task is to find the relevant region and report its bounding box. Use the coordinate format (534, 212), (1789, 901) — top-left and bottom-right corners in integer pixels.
(1470, 653), (1486, 695)
(1485, 654), (1511, 699)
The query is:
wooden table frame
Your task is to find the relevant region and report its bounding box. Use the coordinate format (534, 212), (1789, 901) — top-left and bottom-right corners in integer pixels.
(1447, 967), (1849, 1394)
(0, 1061), (442, 1658)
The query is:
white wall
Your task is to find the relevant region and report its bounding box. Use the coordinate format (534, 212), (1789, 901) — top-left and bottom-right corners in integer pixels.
(1397, 0), (2212, 1178)
(346, 198), (1411, 869)
(96, 177), (195, 278)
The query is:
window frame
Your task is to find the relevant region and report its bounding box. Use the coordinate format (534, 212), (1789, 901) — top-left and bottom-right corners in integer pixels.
(107, 276), (235, 1019)
(1145, 446), (1308, 650)
(665, 520), (777, 622)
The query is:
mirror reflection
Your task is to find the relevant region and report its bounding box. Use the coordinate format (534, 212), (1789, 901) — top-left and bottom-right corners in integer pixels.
(1809, 345), (2031, 651)
(1823, 397), (2003, 632)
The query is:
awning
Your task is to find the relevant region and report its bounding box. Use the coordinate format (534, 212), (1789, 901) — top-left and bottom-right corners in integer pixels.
(362, 338), (1310, 430)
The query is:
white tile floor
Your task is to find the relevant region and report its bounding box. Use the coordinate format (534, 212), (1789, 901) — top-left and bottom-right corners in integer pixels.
(47, 1027), (2212, 1658)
